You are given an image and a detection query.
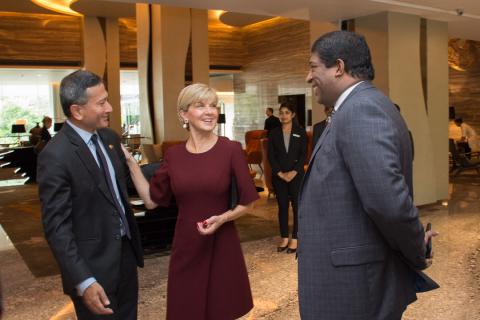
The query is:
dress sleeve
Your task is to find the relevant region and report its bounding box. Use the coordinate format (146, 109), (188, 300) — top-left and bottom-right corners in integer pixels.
(231, 141), (260, 205)
(149, 153), (173, 207)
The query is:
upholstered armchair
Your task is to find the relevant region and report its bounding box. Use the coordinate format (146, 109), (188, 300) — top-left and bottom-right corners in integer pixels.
(449, 138), (480, 177)
(139, 140), (185, 164)
(260, 137), (274, 198)
(245, 129), (268, 173)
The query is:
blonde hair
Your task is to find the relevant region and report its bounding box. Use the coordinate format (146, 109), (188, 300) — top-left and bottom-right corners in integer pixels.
(177, 83), (218, 113)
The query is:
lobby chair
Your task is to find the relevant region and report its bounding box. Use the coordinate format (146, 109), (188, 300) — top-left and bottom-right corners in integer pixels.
(139, 144), (162, 164)
(245, 130), (268, 175)
(449, 139), (480, 177)
(127, 161), (178, 250)
(260, 138), (274, 198)
(139, 140), (185, 165)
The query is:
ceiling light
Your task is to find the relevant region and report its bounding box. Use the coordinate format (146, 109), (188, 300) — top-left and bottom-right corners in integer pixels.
(31, 0), (82, 16)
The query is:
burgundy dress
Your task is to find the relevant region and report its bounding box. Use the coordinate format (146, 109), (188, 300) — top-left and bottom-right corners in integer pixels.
(150, 137), (259, 320)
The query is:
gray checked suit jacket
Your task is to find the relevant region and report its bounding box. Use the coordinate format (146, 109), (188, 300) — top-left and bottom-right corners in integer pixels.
(298, 81), (431, 320)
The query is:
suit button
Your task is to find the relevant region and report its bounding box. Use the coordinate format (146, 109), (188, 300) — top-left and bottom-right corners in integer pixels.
(115, 234), (121, 240)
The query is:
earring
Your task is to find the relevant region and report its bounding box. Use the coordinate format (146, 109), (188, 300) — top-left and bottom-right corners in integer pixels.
(182, 119), (189, 129)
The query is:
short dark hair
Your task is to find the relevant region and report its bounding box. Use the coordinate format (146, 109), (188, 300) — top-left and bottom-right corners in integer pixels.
(311, 31), (374, 81)
(266, 107), (274, 113)
(454, 117), (463, 124)
(449, 106), (456, 120)
(60, 70), (103, 117)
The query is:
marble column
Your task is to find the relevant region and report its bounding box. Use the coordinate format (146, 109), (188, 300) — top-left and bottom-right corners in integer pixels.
(82, 16), (122, 135)
(136, 4), (209, 144)
(50, 82), (65, 123)
(356, 12), (449, 205)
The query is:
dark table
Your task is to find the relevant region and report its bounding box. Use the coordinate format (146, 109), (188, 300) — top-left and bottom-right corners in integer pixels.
(0, 146), (37, 182)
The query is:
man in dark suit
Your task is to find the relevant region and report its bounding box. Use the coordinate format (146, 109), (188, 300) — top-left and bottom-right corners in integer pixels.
(264, 107), (281, 132)
(37, 70), (143, 319)
(298, 31), (437, 319)
(394, 103), (415, 160)
(312, 105), (333, 146)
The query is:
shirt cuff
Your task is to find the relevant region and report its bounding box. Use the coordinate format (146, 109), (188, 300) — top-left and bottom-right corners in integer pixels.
(76, 277), (96, 296)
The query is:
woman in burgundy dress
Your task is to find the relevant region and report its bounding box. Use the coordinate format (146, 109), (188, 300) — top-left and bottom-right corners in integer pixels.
(123, 83), (259, 319)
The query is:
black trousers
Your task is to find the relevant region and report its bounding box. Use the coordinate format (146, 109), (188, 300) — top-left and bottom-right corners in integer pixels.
(272, 172), (303, 239)
(72, 238), (138, 320)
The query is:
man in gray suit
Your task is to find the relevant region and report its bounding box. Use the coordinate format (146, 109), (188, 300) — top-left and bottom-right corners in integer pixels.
(298, 31), (437, 319)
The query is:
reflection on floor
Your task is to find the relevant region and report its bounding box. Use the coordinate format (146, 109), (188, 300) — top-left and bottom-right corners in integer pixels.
(1, 173), (480, 319)
(0, 224), (14, 251)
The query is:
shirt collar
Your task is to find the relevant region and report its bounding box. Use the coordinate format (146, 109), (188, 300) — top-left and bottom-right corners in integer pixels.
(66, 120), (98, 145)
(333, 81), (364, 112)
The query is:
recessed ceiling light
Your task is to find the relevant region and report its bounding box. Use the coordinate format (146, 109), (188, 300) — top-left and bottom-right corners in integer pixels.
(31, 0), (82, 16)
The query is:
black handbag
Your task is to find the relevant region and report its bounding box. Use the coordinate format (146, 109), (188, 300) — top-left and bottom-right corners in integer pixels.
(229, 175), (239, 209)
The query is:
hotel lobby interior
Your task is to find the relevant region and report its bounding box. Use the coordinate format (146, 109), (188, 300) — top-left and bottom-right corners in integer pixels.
(1, 0), (480, 319)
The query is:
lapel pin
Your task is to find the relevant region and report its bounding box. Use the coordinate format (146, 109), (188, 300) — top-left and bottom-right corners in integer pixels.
(108, 144), (114, 150)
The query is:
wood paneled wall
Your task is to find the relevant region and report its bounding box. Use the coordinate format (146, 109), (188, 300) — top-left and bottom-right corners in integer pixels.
(232, 17), (311, 142)
(449, 39), (480, 132)
(0, 12), (82, 66)
(0, 12), (137, 67)
(208, 17), (245, 68)
(119, 18), (137, 67)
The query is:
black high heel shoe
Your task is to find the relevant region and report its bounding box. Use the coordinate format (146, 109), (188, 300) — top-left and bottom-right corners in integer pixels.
(286, 247), (297, 254)
(277, 245), (288, 252)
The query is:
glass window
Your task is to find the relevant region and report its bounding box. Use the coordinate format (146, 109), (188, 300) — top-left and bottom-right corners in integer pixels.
(0, 68), (140, 145)
(120, 69), (140, 135)
(0, 68), (74, 145)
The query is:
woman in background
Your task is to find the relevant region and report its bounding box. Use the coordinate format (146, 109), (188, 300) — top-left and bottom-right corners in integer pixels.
(268, 103), (307, 254)
(123, 83), (259, 320)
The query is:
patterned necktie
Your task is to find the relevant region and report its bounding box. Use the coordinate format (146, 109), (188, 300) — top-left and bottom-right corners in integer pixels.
(326, 109), (336, 123)
(91, 134), (131, 239)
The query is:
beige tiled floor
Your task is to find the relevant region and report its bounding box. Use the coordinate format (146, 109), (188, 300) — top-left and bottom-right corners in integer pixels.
(1, 176), (480, 319)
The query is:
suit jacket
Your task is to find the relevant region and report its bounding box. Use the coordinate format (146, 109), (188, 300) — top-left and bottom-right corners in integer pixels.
(298, 81), (434, 319)
(267, 125), (307, 176)
(38, 122), (143, 296)
(312, 120), (327, 147)
(264, 115), (281, 132)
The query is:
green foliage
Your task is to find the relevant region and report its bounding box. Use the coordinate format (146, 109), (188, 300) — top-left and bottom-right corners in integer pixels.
(125, 114), (140, 125)
(0, 103), (41, 137)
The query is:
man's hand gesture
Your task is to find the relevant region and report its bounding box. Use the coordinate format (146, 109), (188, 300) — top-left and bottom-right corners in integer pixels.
(82, 282), (114, 315)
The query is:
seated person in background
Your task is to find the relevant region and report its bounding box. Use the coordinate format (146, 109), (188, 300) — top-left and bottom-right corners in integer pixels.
(40, 116), (52, 143)
(29, 122), (42, 145)
(264, 107), (281, 132)
(454, 117), (480, 152)
(34, 116), (53, 153)
(449, 119), (462, 142)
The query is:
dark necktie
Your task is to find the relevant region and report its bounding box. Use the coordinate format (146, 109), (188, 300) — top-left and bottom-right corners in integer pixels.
(91, 134), (131, 239)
